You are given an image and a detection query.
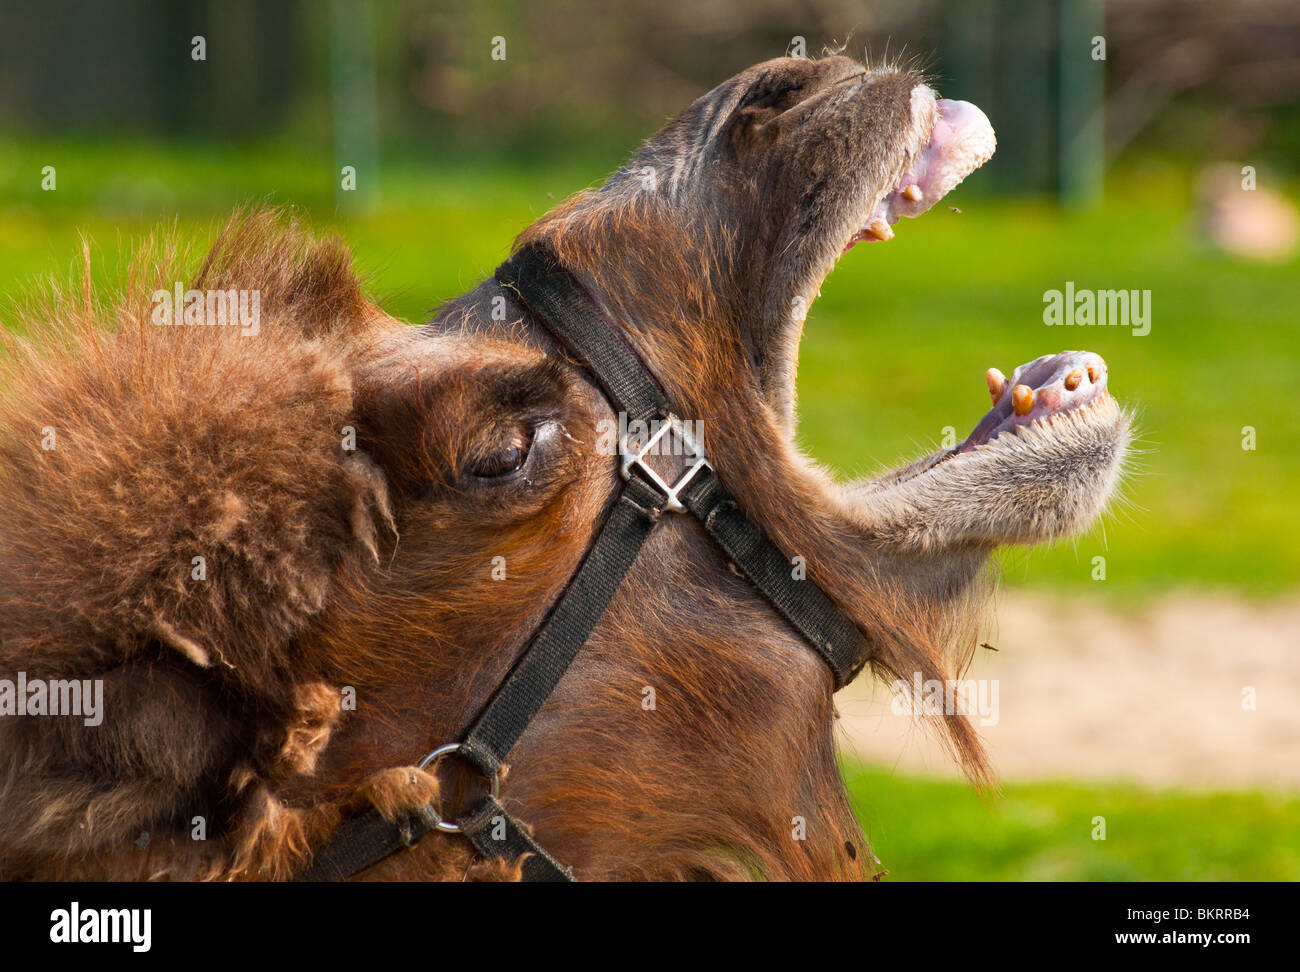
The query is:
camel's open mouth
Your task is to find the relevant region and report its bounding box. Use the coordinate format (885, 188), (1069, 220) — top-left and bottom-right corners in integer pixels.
(844, 96), (997, 250)
(788, 82), (1118, 489)
(961, 352), (1111, 453)
(871, 351), (1117, 487)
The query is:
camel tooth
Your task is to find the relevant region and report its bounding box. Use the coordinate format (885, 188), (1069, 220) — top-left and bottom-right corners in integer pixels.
(1012, 384), (1034, 416)
(902, 183), (923, 202)
(985, 368), (1006, 403)
(1086, 362), (1102, 382)
(867, 218), (892, 241)
(1064, 368), (1084, 391)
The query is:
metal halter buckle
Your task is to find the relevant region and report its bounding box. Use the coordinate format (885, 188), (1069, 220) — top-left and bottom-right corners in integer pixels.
(417, 743), (500, 833)
(619, 413), (711, 514)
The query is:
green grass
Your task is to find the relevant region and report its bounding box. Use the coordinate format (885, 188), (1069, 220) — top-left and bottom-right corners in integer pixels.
(1, 135), (1297, 596)
(844, 763), (1300, 880)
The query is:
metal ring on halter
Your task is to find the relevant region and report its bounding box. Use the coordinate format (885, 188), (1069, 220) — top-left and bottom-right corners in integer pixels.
(417, 742), (501, 833)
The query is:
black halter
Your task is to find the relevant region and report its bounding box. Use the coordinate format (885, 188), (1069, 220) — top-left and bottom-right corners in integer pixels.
(298, 244), (870, 882)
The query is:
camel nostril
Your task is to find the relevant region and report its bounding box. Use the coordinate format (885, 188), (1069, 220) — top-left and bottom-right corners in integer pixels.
(1065, 368), (1084, 391)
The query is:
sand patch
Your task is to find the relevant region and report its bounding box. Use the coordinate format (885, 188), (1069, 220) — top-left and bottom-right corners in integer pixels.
(837, 591), (1300, 788)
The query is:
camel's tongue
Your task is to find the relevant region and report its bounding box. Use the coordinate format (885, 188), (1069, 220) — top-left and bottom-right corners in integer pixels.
(854, 98), (996, 244)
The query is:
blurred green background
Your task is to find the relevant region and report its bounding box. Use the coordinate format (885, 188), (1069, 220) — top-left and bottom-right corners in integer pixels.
(1, 0), (1296, 879)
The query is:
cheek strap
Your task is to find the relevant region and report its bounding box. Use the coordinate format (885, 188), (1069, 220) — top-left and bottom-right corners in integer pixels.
(296, 243), (870, 883)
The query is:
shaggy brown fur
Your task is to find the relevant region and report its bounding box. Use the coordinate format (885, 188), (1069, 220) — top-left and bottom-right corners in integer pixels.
(0, 56), (1127, 881)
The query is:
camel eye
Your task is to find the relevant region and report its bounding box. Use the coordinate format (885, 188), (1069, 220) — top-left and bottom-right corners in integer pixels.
(469, 426), (533, 480)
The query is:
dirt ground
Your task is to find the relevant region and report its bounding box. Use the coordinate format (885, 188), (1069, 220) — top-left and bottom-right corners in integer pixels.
(837, 591), (1300, 789)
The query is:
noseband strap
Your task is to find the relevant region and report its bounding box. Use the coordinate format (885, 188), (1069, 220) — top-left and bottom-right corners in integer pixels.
(297, 244), (869, 882)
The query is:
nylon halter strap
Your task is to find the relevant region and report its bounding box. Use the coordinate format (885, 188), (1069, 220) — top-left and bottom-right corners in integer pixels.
(297, 243), (869, 883)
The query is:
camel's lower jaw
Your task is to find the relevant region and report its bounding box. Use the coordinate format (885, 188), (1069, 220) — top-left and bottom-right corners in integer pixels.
(958, 351), (1111, 452)
(863, 351), (1125, 491)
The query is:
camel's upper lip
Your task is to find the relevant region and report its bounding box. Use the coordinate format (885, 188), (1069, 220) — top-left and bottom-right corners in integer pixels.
(844, 97), (996, 250)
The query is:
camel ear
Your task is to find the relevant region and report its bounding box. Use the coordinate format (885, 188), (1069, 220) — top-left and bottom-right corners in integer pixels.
(724, 104), (782, 157)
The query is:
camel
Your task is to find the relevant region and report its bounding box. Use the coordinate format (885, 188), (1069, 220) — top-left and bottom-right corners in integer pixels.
(0, 56), (1128, 880)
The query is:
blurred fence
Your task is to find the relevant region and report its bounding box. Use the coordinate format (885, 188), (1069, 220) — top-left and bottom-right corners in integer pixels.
(1, 0), (1298, 200)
